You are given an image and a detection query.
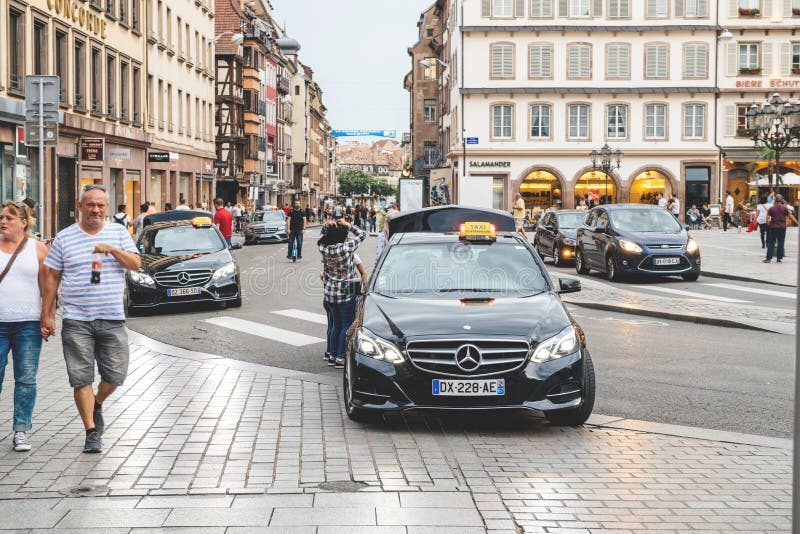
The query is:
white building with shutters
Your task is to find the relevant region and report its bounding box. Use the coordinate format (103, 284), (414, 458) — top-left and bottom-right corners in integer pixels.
(717, 0), (800, 207)
(443, 0), (797, 216)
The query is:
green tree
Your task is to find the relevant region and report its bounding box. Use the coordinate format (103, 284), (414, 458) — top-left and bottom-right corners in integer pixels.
(337, 168), (373, 196)
(371, 178), (396, 197)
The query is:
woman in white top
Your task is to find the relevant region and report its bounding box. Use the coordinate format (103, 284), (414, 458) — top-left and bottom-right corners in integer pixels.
(0, 201), (49, 452)
(756, 196), (770, 249)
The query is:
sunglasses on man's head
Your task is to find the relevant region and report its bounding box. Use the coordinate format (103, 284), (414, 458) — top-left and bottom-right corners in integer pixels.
(82, 184), (107, 192)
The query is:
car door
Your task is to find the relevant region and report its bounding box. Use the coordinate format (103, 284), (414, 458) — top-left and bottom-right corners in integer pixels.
(539, 213), (555, 252)
(587, 210), (610, 268)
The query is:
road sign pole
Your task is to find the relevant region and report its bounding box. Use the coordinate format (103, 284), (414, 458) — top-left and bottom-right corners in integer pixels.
(38, 79), (45, 234)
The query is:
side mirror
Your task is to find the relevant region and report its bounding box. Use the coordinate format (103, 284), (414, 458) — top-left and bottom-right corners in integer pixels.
(230, 242), (243, 250)
(558, 278), (582, 295)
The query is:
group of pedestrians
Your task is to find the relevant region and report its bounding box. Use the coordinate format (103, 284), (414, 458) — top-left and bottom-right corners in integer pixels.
(758, 194), (798, 263)
(1, 185), (139, 454)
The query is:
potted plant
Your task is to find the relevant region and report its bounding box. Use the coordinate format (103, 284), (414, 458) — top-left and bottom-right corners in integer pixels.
(737, 127), (753, 137)
(793, 7), (800, 15)
(739, 67), (762, 75)
(792, 67), (800, 75)
(738, 7), (760, 16)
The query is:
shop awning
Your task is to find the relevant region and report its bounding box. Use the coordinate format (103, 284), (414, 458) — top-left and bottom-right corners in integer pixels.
(749, 173), (800, 186)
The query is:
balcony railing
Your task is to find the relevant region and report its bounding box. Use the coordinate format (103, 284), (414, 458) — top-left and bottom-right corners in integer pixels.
(278, 75), (290, 94)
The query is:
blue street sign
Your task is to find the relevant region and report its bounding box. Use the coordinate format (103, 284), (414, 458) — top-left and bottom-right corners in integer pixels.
(466, 137), (479, 145)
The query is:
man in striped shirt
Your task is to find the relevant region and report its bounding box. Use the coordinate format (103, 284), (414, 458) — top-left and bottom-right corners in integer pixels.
(41, 185), (141, 453)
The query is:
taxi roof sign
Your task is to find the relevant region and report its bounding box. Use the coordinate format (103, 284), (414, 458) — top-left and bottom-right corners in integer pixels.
(192, 216), (213, 228)
(459, 221), (496, 242)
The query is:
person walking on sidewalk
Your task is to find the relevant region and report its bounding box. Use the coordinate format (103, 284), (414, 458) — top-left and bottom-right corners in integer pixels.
(41, 185), (141, 454)
(213, 198), (233, 248)
(764, 194), (798, 263)
(513, 193), (527, 238)
(756, 196), (770, 249)
(287, 201), (307, 260)
(319, 219), (367, 368)
(0, 201), (48, 452)
(723, 191), (738, 231)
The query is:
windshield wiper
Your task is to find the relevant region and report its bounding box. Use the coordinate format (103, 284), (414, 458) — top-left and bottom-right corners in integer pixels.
(437, 288), (498, 293)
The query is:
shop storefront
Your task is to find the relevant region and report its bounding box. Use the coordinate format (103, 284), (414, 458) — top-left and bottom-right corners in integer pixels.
(519, 169), (563, 211)
(574, 170), (617, 206)
(629, 170), (673, 205)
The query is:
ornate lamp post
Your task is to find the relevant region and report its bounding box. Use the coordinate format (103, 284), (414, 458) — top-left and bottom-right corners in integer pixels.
(745, 92), (800, 188)
(590, 144), (622, 205)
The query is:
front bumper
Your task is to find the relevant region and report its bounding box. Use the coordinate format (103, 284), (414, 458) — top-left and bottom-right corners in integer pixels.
(617, 249), (701, 276)
(346, 348), (586, 414)
(246, 230), (288, 242)
(127, 278), (240, 308)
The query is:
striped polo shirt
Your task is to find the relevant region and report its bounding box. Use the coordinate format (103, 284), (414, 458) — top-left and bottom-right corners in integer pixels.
(44, 222), (138, 321)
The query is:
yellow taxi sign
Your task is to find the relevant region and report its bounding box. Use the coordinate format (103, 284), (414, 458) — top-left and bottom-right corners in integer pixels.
(459, 221), (496, 241)
(192, 216), (213, 228)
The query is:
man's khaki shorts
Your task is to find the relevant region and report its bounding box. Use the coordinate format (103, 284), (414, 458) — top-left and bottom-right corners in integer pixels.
(514, 218), (525, 231)
(61, 319), (129, 388)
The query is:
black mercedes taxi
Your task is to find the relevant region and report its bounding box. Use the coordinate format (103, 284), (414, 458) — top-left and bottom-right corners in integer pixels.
(126, 216), (242, 314)
(343, 206), (596, 426)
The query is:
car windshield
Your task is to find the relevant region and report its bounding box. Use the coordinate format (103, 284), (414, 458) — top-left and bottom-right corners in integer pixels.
(255, 211), (285, 223)
(557, 213), (586, 229)
(611, 208), (684, 233)
(373, 241), (548, 298)
(140, 226), (226, 256)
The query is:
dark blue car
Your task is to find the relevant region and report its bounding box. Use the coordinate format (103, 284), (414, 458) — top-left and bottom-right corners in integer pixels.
(575, 204), (701, 282)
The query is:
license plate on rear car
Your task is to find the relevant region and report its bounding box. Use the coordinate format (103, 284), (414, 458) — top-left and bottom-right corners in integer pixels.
(654, 257), (680, 266)
(432, 379), (505, 396)
(167, 287), (201, 297)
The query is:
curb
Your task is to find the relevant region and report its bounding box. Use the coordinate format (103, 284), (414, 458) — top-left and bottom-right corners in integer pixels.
(701, 269), (797, 288)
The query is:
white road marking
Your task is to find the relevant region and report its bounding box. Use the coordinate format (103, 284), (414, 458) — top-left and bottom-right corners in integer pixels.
(203, 317), (325, 346)
(632, 285), (750, 304)
(273, 308), (329, 325)
(702, 283), (797, 300)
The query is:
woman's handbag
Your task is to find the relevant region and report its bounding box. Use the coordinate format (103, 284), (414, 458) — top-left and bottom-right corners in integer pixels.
(746, 219), (759, 233)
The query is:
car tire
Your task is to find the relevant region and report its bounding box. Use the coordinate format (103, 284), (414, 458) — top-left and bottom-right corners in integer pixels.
(606, 254), (622, 282)
(343, 356), (383, 424)
(544, 352), (596, 427)
(575, 248), (590, 274)
(552, 244), (562, 267)
(681, 272), (700, 282)
(229, 295), (243, 308)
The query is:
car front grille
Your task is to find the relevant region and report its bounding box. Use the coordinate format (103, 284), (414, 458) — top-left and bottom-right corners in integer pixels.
(154, 269), (213, 288)
(256, 226), (280, 234)
(646, 244), (683, 250)
(405, 338), (530, 377)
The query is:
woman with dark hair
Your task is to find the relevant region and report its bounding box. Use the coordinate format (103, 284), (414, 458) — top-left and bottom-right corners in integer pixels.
(319, 219), (367, 367)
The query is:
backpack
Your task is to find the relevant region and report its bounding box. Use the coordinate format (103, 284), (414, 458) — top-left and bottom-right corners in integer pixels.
(113, 213), (127, 226)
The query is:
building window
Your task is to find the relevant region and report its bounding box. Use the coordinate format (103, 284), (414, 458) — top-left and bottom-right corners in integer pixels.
(530, 104), (551, 138)
(529, 44), (552, 78)
(739, 0), (759, 9)
(606, 44), (630, 79)
(530, 0), (552, 16)
(569, 0), (590, 16)
(686, 166), (710, 208)
(74, 39), (86, 109)
(492, 178), (505, 211)
(739, 43), (759, 72)
(424, 99), (436, 122)
(120, 60), (129, 121)
(684, 104), (705, 139)
(131, 0), (140, 30)
(119, 0), (127, 23)
(736, 104), (750, 136)
(167, 83), (173, 131)
(568, 104), (590, 139)
(493, 0), (513, 17)
(423, 57), (437, 79)
(106, 0), (116, 17)
(607, 105), (627, 139)
(684, 43), (708, 78)
(645, 44), (668, 78)
(91, 48), (103, 113)
(492, 104), (513, 139)
(55, 30), (68, 103)
(608, 0), (629, 17)
(491, 44), (514, 78)
(423, 141), (438, 166)
(645, 104), (666, 139)
(33, 20), (48, 76)
(132, 65), (141, 124)
(684, 0), (708, 17)
(8, 9), (24, 92)
(792, 43), (800, 72)
(646, 0), (668, 17)
(158, 79), (164, 129)
(106, 55), (116, 118)
(567, 43), (592, 79)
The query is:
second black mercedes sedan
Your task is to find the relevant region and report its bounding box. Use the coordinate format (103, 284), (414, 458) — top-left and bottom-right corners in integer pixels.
(343, 208), (595, 426)
(126, 217), (242, 314)
(534, 210), (587, 266)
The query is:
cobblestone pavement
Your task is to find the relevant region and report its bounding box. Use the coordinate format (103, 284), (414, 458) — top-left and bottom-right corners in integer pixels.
(0, 336), (791, 532)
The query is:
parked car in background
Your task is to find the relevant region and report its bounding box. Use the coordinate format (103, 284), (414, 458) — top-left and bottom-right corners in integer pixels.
(534, 210), (586, 266)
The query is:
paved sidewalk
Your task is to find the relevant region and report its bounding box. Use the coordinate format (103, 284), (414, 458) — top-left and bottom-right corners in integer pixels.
(0, 333), (791, 532)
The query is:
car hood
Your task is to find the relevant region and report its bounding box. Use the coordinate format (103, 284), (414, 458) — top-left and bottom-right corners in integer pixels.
(249, 221), (285, 228)
(140, 249), (233, 273)
(560, 229), (578, 240)
(361, 292), (571, 343)
(620, 231), (686, 245)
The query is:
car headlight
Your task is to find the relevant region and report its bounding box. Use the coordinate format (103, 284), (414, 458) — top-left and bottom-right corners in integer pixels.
(531, 326), (579, 364)
(129, 271), (156, 287)
(212, 262), (237, 281)
(562, 237), (576, 246)
(686, 239), (699, 254)
(278, 224), (286, 230)
(356, 329), (404, 363)
(619, 239), (643, 253)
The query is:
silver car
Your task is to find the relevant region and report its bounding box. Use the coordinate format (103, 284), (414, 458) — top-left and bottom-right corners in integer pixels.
(244, 211), (288, 244)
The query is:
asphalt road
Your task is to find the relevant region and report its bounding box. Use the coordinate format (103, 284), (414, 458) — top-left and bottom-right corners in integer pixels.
(127, 226), (795, 439)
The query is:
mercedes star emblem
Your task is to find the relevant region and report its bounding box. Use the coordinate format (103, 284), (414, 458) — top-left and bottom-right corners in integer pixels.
(455, 344), (482, 372)
(177, 272), (191, 285)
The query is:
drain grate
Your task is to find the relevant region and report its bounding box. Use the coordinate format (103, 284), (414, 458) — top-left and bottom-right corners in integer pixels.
(315, 481), (369, 492)
(59, 484), (110, 497)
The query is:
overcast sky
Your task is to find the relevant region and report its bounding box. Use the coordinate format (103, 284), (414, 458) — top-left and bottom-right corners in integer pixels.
(275, 0), (433, 143)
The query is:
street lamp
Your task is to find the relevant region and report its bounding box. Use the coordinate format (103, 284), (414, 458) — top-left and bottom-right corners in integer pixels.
(589, 144), (622, 205)
(745, 92), (800, 188)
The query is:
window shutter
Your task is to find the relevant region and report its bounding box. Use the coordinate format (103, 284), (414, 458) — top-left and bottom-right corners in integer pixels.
(542, 46), (552, 76)
(784, 0), (793, 17)
(569, 46), (580, 77)
(515, 0), (525, 16)
(620, 46), (630, 77)
(675, 0), (684, 16)
(728, 0), (738, 17)
(482, 0), (491, 17)
(559, 0), (569, 16)
(726, 43), (738, 76)
(724, 105), (736, 137)
(697, 0), (708, 15)
(763, 0), (772, 16)
(781, 42), (792, 76)
(762, 42), (773, 76)
(593, 0), (603, 16)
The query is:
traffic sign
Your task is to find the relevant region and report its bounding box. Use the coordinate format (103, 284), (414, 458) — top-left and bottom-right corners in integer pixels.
(24, 121), (58, 146)
(466, 137), (479, 145)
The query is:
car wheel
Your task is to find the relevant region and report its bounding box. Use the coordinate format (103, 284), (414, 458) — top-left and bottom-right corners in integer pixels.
(681, 272), (700, 282)
(575, 248), (590, 274)
(552, 244), (562, 267)
(544, 352), (596, 427)
(606, 254), (622, 282)
(229, 295), (242, 308)
(343, 356), (383, 424)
